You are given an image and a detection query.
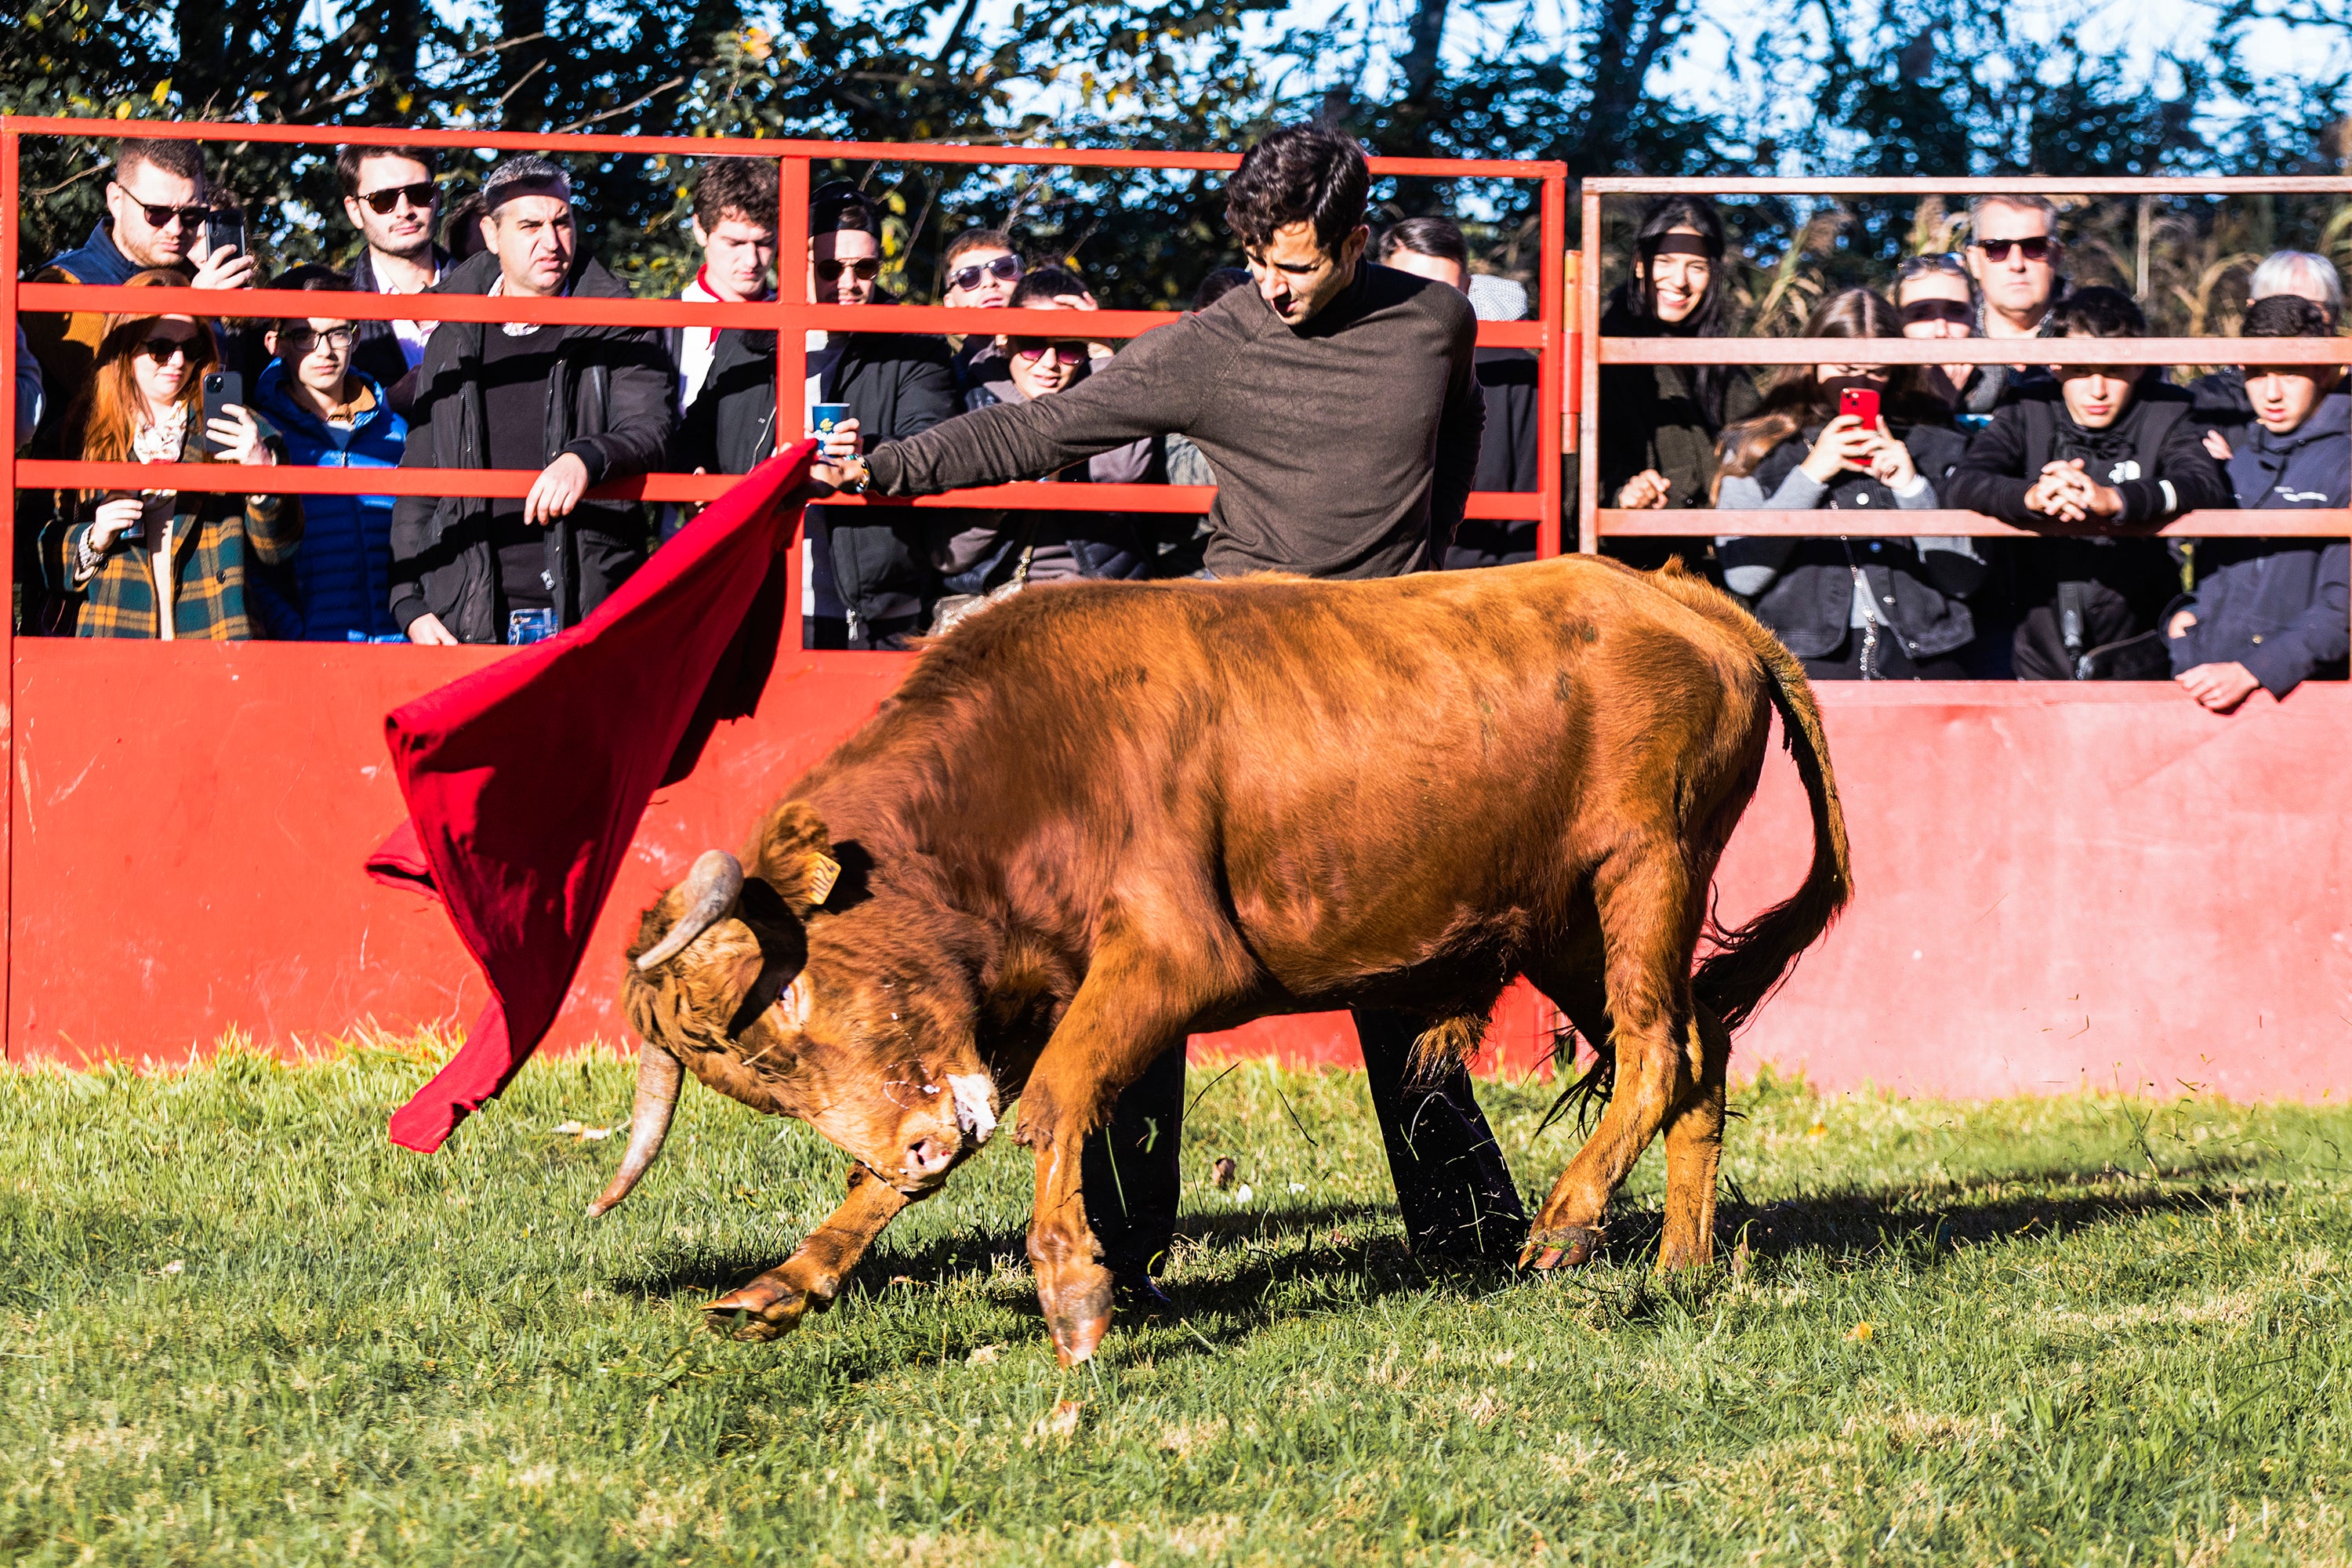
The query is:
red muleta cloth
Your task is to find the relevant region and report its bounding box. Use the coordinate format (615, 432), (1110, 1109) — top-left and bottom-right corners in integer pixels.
(368, 447), (814, 1152)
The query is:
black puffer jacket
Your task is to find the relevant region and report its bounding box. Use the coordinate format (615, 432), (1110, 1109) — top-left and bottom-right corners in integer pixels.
(387, 250), (674, 641)
(1718, 423), (1984, 660)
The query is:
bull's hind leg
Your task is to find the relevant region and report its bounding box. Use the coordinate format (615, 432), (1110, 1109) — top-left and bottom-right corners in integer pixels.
(1019, 935), (1212, 1366)
(705, 1162), (910, 1341)
(1655, 1001), (1733, 1271)
(1522, 841), (1703, 1268)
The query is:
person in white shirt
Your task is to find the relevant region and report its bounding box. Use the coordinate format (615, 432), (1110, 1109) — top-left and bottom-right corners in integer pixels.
(338, 144), (447, 409)
(670, 159), (778, 410)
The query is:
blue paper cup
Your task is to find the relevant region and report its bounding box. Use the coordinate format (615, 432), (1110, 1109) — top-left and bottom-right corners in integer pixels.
(811, 402), (852, 435)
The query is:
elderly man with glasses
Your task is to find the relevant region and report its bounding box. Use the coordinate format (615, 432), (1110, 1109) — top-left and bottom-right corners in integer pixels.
(336, 144), (448, 412)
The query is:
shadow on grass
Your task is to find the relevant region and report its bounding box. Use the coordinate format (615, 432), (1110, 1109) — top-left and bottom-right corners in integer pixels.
(603, 1173), (2264, 1378)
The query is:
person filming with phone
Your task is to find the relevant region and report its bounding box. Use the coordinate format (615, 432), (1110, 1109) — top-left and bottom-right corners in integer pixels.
(53, 272), (299, 640)
(1711, 288), (1985, 679)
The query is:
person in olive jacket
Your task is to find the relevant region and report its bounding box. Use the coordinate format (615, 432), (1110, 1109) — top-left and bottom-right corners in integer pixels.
(388, 156), (673, 645)
(1713, 289), (1984, 679)
(1595, 195), (1760, 575)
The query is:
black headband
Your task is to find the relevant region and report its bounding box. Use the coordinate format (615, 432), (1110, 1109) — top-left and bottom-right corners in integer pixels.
(1651, 233), (1715, 260)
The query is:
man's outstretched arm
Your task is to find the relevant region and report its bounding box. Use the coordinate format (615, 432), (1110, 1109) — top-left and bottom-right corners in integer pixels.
(862, 315), (1217, 496)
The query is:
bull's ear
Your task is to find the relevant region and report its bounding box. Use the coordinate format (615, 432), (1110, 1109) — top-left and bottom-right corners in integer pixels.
(748, 800), (840, 915)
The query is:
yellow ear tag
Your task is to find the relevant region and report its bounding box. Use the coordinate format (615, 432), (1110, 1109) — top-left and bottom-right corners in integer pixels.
(804, 851), (842, 906)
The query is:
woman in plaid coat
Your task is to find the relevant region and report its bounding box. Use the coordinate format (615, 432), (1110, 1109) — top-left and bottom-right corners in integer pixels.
(59, 270), (301, 639)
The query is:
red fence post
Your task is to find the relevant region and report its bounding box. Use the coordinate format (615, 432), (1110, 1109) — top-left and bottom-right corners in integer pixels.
(778, 154), (811, 649)
(1577, 183), (1601, 554)
(1536, 172), (1565, 561)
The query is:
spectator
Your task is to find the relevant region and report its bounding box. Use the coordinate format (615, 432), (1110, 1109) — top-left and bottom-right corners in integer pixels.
(1596, 195), (1759, 574)
(443, 192), (491, 263)
(2193, 250), (2347, 434)
(820, 123), (1511, 1293)
(1378, 216), (1541, 567)
(1711, 288), (1984, 679)
(336, 144), (448, 407)
(1895, 252), (1980, 413)
(1957, 194), (2068, 415)
(389, 154), (673, 646)
(1944, 286), (2230, 680)
(2166, 293), (2349, 710)
(670, 158), (777, 410)
(57, 271), (299, 640)
(931, 267), (1160, 617)
(24, 137), (259, 447)
(250, 266), (407, 643)
(679, 180), (958, 648)
(942, 227), (1025, 392)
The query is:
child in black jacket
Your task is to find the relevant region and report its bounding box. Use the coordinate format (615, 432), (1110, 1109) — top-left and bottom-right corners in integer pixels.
(1944, 287), (2231, 680)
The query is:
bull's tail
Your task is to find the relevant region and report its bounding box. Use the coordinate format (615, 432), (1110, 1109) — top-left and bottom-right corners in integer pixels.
(1690, 625), (1853, 1033)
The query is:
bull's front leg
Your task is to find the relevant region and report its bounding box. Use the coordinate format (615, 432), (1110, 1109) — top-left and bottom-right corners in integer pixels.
(706, 1161), (911, 1341)
(1018, 938), (1207, 1366)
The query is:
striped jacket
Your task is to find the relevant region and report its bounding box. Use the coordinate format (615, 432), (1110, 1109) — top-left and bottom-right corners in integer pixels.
(64, 433), (303, 639)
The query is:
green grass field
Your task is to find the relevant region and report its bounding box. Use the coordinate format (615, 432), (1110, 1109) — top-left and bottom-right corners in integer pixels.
(3, 1037), (2350, 1566)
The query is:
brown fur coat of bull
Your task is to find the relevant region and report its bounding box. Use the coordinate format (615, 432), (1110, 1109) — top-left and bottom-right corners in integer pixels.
(602, 556), (1850, 1363)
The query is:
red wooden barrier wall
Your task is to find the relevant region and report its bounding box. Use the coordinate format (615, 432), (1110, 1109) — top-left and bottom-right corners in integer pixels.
(12, 637), (2346, 1099)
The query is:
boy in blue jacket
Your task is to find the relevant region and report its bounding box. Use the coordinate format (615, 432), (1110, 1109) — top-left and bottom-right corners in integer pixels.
(252, 265), (408, 641)
(2168, 293), (2350, 711)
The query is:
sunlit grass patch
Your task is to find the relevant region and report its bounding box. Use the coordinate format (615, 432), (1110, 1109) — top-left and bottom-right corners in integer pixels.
(2, 1041), (2348, 1563)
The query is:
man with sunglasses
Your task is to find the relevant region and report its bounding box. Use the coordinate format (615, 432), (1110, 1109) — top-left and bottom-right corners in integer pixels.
(389, 154), (675, 647)
(679, 180), (958, 647)
(336, 145), (448, 410)
(941, 229), (1025, 393)
(1958, 194), (2070, 415)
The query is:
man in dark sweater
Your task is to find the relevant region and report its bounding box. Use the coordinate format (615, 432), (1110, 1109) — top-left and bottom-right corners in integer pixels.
(1944, 287), (2230, 679)
(815, 125), (1515, 1293)
(390, 155), (673, 645)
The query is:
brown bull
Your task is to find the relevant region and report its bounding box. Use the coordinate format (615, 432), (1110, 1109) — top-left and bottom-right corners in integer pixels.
(597, 555), (1850, 1364)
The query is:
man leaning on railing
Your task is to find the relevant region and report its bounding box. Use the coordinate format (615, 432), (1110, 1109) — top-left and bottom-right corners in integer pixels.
(387, 154), (674, 648)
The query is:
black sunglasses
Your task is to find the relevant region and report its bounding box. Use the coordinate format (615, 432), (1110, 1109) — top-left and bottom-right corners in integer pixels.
(1899, 299), (1975, 328)
(949, 255), (1022, 292)
(136, 332), (203, 361)
(815, 256), (882, 282)
(358, 181), (438, 215)
(122, 192), (210, 230)
(1973, 235), (2057, 263)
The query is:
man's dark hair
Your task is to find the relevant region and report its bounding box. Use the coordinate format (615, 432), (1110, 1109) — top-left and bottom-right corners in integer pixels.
(1193, 267), (1250, 310)
(2050, 285), (2146, 339)
(1224, 125), (1370, 256)
(945, 227), (1014, 266)
(1009, 266), (1089, 308)
(444, 191), (489, 260)
(335, 145), (439, 201)
(810, 180), (877, 236)
(1378, 216), (1468, 268)
(2243, 293), (2333, 339)
(114, 137), (205, 187)
(692, 158), (779, 231)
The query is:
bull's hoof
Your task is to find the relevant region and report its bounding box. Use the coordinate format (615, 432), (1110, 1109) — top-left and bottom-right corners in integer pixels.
(1038, 1269), (1115, 1367)
(1518, 1224), (1602, 1271)
(704, 1268), (830, 1341)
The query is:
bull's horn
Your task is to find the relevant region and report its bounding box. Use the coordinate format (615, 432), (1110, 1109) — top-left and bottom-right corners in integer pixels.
(633, 849), (746, 971)
(586, 1040), (684, 1217)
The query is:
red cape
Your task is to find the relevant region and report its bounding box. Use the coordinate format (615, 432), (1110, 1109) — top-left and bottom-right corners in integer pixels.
(368, 448), (813, 1152)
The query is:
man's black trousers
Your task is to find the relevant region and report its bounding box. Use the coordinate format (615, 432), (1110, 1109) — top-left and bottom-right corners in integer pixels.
(1080, 1008), (1526, 1278)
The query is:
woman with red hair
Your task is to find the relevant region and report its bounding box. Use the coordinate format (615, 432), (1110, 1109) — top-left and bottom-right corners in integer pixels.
(59, 270), (299, 638)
